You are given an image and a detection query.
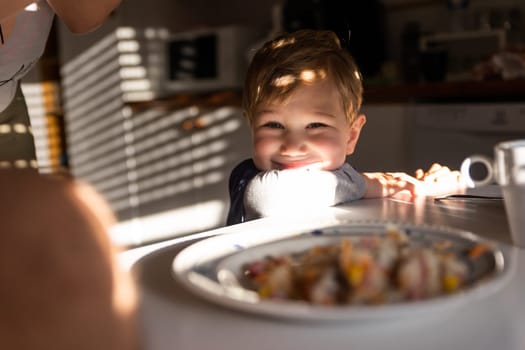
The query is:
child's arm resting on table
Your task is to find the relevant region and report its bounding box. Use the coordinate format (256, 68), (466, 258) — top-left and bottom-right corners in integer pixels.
(244, 163), (366, 220)
(242, 162), (465, 220)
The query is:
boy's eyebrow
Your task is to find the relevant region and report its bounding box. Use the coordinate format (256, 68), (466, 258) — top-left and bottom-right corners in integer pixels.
(312, 110), (337, 118)
(256, 109), (338, 121)
(255, 108), (278, 117)
(257, 108), (275, 114)
(305, 110), (341, 120)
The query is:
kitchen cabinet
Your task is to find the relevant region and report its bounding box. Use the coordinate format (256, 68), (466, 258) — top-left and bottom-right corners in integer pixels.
(59, 24), (253, 243)
(66, 90), (252, 244)
(126, 92), (252, 225)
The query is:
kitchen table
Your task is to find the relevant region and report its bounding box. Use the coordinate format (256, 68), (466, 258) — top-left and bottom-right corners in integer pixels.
(120, 192), (525, 350)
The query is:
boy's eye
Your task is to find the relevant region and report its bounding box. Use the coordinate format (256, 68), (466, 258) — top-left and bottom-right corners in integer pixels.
(262, 121), (284, 129)
(306, 122), (328, 129)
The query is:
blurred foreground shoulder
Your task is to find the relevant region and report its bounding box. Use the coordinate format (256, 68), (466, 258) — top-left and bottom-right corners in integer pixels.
(0, 169), (141, 350)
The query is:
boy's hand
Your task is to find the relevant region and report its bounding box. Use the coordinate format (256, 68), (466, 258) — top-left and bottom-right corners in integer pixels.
(363, 163), (467, 199)
(414, 163), (467, 196)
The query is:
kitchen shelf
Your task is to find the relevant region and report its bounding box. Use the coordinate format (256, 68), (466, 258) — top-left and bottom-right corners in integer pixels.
(363, 79), (525, 103)
(125, 79), (525, 110)
(126, 90), (242, 113)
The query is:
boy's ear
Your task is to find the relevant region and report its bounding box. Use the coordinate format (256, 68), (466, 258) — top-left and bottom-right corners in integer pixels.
(346, 114), (366, 155)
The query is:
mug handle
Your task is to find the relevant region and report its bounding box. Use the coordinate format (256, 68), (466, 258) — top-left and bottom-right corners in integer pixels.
(460, 155), (494, 188)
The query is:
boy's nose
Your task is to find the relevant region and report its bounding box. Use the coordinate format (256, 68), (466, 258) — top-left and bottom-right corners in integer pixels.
(280, 133), (307, 155)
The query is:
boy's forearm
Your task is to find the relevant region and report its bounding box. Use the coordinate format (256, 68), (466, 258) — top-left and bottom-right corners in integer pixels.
(362, 172), (420, 198)
(362, 174), (383, 198)
(244, 166), (366, 219)
(244, 169), (338, 218)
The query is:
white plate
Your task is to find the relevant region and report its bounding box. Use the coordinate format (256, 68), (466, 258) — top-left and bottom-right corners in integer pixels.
(172, 221), (511, 322)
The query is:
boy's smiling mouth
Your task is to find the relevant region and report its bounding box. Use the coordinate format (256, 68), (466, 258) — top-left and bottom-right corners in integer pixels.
(272, 160), (326, 170)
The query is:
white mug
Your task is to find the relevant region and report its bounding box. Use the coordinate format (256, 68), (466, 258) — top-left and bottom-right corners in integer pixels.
(461, 139), (525, 247)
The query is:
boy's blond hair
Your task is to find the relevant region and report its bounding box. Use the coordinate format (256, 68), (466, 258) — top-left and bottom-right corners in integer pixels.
(243, 29), (363, 125)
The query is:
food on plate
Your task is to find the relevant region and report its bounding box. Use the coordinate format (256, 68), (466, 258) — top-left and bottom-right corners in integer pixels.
(242, 228), (490, 305)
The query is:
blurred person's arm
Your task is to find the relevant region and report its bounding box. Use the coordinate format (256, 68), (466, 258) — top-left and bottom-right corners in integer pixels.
(47, 0), (122, 33)
(0, 0), (35, 20)
(1, 0), (121, 34)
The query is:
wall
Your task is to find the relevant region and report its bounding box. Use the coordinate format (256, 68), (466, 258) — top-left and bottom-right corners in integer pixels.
(349, 105), (410, 172)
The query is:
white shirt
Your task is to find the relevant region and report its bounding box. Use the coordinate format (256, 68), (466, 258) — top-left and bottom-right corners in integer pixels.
(243, 163), (367, 220)
(0, 1), (54, 112)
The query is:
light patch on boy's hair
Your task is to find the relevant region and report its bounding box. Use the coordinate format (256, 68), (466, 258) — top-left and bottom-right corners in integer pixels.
(353, 69), (362, 81)
(300, 70), (316, 83)
(271, 69), (327, 89)
(272, 74), (295, 87)
(300, 69), (327, 83)
(271, 37), (296, 49)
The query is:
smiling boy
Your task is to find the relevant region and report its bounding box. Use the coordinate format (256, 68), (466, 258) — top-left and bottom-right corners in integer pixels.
(227, 30), (463, 224)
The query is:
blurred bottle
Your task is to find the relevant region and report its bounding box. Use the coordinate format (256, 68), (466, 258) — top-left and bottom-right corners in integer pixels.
(506, 7), (524, 49)
(448, 0), (470, 32)
(420, 48), (448, 82)
(400, 21), (421, 83)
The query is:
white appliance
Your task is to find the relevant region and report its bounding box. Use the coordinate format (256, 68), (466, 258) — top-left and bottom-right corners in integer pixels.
(408, 103), (525, 173)
(161, 26), (262, 94)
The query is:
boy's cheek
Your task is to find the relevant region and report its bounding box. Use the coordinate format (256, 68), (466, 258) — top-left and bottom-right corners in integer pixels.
(252, 141), (271, 169)
(253, 137), (276, 156)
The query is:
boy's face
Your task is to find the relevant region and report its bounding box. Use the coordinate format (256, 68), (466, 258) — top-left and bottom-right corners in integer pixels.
(251, 78), (365, 171)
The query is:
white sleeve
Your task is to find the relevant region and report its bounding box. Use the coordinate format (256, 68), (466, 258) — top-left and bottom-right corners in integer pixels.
(243, 163), (366, 220)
